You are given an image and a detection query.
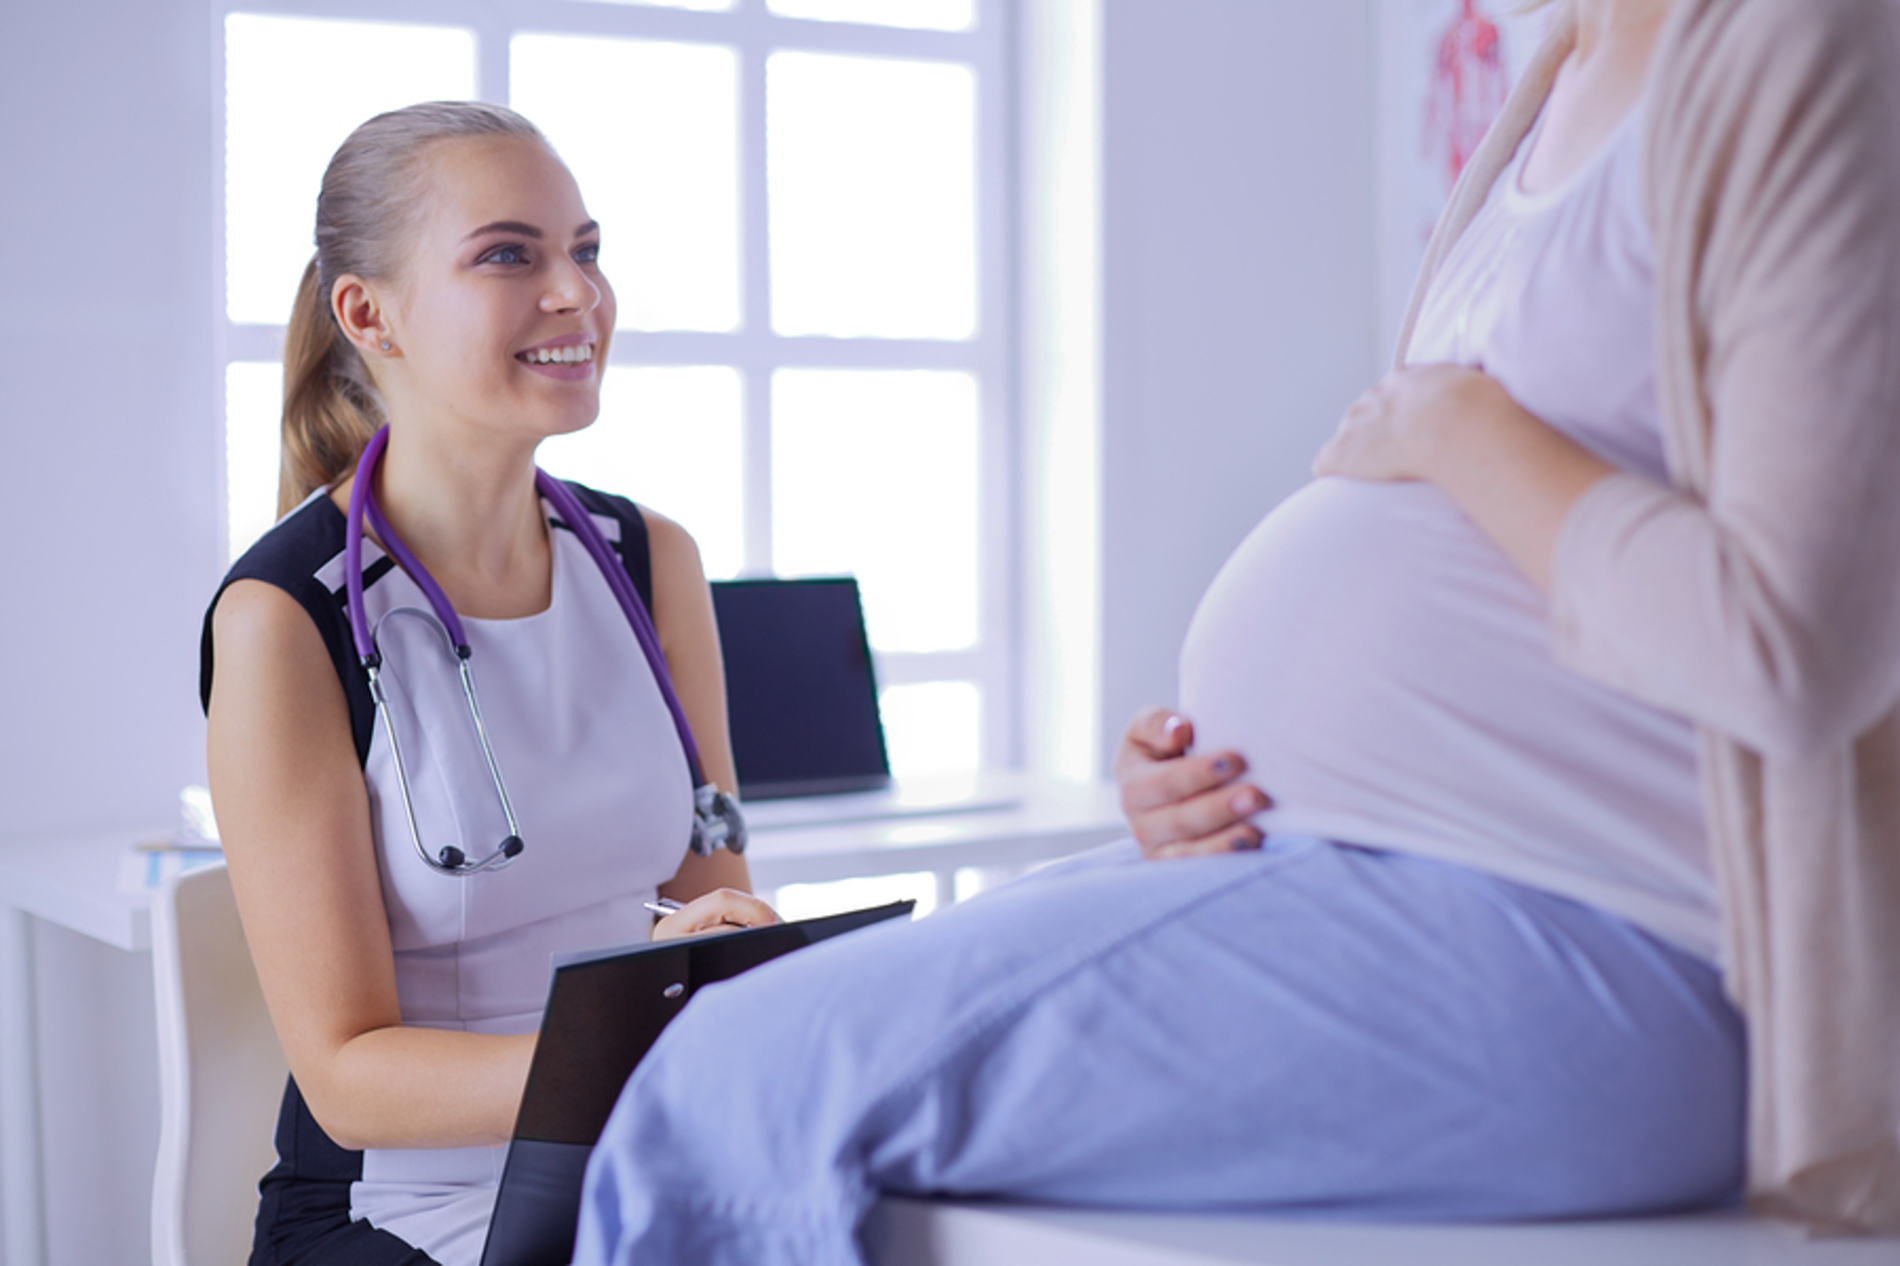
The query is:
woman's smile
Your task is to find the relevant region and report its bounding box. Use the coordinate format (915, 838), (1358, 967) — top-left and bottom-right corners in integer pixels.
(515, 332), (598, 381)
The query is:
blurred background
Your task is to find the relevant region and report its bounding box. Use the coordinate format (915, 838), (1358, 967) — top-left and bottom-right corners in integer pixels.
(0, 1), (1541, 1260)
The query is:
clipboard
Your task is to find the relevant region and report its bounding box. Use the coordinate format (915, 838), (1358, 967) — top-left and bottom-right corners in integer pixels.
(479, 899), (916, 1266)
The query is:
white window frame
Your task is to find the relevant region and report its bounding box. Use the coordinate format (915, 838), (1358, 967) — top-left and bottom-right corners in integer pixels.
(214, 0), (1019, 772)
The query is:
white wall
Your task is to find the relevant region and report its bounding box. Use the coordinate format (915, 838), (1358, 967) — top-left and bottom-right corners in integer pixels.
(1097, 0), (1379, 765)
(0, 2), (225, 840)
(0, 1), (1382, 1261)
(1, 2), (221, 1263)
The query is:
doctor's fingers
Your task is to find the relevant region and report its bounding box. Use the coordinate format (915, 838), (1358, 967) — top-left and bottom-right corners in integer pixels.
(652, 888), (781, 941)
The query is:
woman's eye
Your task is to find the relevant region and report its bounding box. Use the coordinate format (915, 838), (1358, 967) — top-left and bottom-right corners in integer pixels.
(575, 242), (601, 265)
(482, 244), (528, 266)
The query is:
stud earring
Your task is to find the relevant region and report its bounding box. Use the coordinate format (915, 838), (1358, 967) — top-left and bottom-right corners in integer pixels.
(380, 340), (391, 351)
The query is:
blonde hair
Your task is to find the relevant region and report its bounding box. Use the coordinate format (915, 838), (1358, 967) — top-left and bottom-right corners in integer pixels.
(278, 101), (547, 515)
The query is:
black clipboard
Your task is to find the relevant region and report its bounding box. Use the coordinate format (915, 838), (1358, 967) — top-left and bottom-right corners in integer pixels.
(479, 900), (916, 1266)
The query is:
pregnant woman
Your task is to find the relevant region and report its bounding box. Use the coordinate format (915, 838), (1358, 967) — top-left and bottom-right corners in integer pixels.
(575, 0), (1900, 1257)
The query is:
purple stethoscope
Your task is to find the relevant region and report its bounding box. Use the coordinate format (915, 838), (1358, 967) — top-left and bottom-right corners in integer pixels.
(344, 425), (746, 876)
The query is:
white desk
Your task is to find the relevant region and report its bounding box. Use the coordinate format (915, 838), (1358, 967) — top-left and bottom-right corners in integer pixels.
(745, 774), (1126, 904)
(0, 778), (1124, 1266)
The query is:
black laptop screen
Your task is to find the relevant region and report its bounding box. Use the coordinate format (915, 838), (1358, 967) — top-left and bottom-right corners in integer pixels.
(710, 577), (892, 799)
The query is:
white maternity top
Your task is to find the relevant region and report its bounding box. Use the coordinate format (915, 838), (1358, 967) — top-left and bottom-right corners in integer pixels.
(1180, 102), (1718, 957)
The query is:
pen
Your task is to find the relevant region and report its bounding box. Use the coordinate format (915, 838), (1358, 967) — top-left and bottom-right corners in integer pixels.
(644, 898), (685, 917)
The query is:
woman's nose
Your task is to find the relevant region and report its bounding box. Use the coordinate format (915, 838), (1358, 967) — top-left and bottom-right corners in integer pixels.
(541, 258), (600, 315)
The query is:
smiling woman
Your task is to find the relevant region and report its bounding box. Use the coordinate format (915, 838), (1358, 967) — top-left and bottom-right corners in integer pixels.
(201, 102), (777, 1266)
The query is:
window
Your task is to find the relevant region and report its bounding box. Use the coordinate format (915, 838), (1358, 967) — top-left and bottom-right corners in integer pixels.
(217, 1), (1011, 780)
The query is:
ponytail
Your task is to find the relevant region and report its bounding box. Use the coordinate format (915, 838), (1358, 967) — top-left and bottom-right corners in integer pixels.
(274, 101), (549, 517)
(278, 258), (383, 516)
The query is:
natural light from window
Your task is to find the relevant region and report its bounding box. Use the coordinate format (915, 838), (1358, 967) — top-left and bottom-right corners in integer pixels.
(767, 51), (977, 339)
(575, 0), (733, 9)
(537, 366), (746, 580)
(767, 0), (974, 32)
(224, 15), (474, 324)
(881, 681), (981, 779)
(771, 369), (979, 652)
(512, 34), (742, 333)
(225, 362), (284, 560)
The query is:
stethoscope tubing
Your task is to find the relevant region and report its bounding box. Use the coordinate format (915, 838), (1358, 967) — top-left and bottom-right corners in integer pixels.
(366, 644), (522, 877)
(533, 470), (706, 783)
(343, 425), (726, 876)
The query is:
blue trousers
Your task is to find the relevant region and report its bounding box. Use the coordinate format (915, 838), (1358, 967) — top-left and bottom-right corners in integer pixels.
(574, 838), (1745, 1265)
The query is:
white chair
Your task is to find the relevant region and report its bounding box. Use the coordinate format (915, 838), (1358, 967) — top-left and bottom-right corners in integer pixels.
(151, 861), (288, 1266)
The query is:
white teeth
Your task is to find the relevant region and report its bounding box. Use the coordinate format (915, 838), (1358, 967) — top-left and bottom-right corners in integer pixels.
(524, 343), (593, 365)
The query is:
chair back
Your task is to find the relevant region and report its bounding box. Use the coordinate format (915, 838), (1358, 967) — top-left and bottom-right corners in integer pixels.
(151, 861), (287, 1266)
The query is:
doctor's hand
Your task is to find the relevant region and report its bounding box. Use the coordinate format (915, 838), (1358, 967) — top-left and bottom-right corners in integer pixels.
(1114, 708), (1268, 860)
(650, 888), (781, 942)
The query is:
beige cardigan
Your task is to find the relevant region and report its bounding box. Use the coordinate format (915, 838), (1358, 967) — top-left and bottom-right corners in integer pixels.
(1394, 0), (1900, 1235)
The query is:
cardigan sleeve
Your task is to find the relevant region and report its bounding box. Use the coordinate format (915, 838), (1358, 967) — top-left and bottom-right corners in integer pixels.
(1549, 0), (1900, 762)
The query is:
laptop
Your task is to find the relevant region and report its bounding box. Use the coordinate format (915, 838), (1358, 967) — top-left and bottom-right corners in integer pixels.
(711, 577), (1021, 828)
(478, 900), (916, 1266)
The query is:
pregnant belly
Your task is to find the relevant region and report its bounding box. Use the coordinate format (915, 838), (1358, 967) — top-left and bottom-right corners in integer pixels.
(1178, 477), (1703, 893)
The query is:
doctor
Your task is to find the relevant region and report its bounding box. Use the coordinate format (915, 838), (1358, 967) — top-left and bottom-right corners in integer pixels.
(201, 100), (775, 1266)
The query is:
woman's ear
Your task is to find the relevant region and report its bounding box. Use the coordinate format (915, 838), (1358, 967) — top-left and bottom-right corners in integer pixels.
(331, 275), (399, 358)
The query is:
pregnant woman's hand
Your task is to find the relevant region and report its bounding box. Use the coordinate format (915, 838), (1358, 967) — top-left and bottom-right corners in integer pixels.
(1314, 362), (1501, 482)
(1114, 707), (1269, 860)
(651, 888), (781, 941)
(1316, 364), (1612, 593)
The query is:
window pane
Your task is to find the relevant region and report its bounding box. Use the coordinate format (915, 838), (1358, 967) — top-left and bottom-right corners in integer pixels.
(772, 871), (938, 922)
(537, 366), (745, 579)
(768, 53), (977, 339)
(772, 370), (977, 650)
(573, 0), (733, 9)
(513, 35), (741, 334)
(226, 362), (284, 562)
(225, 15), (474, 324)
(768, 0), (974, 31)
(880, 681), (979, 778)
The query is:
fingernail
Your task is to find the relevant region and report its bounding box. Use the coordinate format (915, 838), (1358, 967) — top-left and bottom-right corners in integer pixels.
(1230, 830), (1263, 852)
(1162, 714), (1186, 738)
(1212, 757), (1233, 776)
(1231, 789), (1261, 814)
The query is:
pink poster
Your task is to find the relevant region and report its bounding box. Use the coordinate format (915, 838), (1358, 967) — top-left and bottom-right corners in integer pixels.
(1375, 0), (1546, 359)
(1424, 0), (1511, 195)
